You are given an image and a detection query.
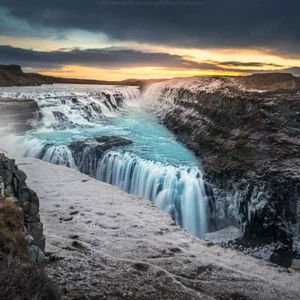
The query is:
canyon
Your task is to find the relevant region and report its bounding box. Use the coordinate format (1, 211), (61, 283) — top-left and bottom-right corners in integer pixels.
(0, 72), (300, 298)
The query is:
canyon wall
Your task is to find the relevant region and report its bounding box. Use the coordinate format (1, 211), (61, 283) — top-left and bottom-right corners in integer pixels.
(0, 154), (45, 262)
(143, 73), (300, 251)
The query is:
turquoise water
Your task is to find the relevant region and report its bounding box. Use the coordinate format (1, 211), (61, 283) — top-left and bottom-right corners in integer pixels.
(103, 107), (199, 167)
(26, 105), (199, 168)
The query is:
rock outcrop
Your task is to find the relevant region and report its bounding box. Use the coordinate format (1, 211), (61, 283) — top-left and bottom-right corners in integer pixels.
(0, 65), (52, 86)
(0, 154), (45, 262)
(143, 73), (300, 252)
(69, 136), (133, 177)
(0, 98), (39, 132)
(0, 64), (23, 75)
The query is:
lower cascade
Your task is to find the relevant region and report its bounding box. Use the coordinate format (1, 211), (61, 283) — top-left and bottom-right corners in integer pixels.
(96, 151), (208, 238)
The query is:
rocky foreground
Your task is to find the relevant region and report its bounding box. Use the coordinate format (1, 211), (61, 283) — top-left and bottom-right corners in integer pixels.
(142, 73), (300, 255)
(0, 154), (45, 258)
(15, 157), (300, 300)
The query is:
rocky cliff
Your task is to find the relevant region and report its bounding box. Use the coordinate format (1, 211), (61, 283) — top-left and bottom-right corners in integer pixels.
(0, 154), (45, 262)
(69, 136), (133, 176)
(142, 73), (300, 253)
(0, 65), (53, 86)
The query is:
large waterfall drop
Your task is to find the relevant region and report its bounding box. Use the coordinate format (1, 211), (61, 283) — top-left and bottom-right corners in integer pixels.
(96, 151), (208, 237)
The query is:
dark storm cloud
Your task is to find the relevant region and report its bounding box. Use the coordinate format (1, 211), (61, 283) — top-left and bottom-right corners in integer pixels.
(1, 0), (300, 57)
(0, 45), (225, 70)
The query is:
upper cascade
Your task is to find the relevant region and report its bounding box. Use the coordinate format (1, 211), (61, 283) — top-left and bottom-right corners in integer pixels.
(0, 84), (140, 129)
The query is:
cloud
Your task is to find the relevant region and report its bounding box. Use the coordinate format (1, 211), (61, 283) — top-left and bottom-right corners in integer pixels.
(0, 1), (300, 57)
(215, 61), (284, 68)
(0, 44), (225, 70)
(1, 44), (300, 77)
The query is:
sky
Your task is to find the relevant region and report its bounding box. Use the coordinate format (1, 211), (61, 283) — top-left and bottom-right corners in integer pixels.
(1, 0), (300, 80)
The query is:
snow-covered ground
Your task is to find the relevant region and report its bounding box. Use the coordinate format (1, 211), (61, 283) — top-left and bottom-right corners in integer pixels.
(18, 157), (300, 299)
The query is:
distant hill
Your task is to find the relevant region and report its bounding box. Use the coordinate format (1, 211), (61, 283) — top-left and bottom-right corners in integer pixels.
(0, 65), (167, 88)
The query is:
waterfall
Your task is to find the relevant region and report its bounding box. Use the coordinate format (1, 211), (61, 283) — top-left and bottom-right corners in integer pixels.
(0, 84), (141, 129)
(0, 135), (78, 169)
(2, 132), (209, 237)
(96, 151), (208, 238)
(0, 84), (210, 239)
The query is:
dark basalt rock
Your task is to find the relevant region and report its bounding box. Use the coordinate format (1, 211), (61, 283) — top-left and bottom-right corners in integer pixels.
(0, 64), (23, 74)
(95, 136), (133, 148)
(69, 136), (133, 177)
(145, 73), (300, 252)
(0, 154), (45, 260)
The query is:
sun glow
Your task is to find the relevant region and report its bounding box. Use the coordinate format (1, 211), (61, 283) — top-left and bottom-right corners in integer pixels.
(4, 35), (300, 80)
(39, 65), (245, 81)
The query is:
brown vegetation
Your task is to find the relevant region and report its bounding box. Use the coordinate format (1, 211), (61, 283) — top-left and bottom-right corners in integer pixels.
(0, 197), (61, 299)
(0, 254), (61, 300)
(0, 197), (27, 255)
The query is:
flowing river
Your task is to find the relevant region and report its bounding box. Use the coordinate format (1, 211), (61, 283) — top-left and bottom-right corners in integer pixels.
(0, 84), (209, 238)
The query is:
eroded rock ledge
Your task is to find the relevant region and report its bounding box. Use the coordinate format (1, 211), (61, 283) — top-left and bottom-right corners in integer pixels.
(69, 136), (133, 176)
(0, 154), (45, 261)
(143, 73), (300, 252)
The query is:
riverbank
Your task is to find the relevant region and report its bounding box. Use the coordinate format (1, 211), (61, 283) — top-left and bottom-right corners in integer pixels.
(18, 157), (300, 299)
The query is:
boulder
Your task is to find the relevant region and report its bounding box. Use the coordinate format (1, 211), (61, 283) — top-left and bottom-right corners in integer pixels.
(69, 136), (133, 177)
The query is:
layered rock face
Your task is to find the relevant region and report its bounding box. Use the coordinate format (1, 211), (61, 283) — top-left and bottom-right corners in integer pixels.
(0, 154), (45, 261)
(143, 73), (300, 251)
(0, 98), (39, 132)
(69, 136), (133, 177)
